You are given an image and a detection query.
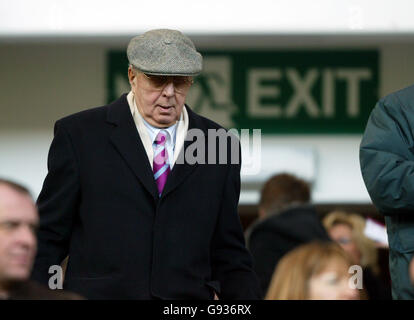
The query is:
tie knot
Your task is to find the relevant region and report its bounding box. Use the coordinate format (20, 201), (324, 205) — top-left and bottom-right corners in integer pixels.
(155, 130), (167, 146)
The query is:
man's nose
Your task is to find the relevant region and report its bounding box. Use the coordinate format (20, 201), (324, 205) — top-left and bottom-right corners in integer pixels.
(162, 82), (175, 97)
(14, 225), (36, 248)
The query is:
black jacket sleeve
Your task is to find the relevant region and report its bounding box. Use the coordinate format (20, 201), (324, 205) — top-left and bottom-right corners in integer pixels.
(31, 120), (81, 284)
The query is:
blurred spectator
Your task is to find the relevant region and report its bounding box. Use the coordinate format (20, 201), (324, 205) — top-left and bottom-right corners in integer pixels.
(323, 211), (391, 299)
(265, 241), (359, 300)
(245, 173), (330, 296)
(0, 179), (82, 300)
(360, 85), (414, 299)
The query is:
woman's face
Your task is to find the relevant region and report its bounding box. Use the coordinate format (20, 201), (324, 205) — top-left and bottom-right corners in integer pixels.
(328, 223), (361, 265)
(308, 259), (360, 300)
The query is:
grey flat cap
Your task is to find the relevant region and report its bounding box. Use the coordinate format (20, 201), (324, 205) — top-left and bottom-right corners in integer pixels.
(127, 29), (203, 76)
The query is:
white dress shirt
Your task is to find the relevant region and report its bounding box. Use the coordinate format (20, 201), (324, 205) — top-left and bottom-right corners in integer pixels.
(142, 117), (176, 170)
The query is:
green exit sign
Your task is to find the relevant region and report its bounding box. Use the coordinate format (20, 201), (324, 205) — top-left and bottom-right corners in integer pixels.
(108, 50), (378, 134)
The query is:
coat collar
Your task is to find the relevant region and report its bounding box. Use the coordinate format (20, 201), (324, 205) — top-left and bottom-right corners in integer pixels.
(106, 93), (207, 201)
(106, 94), (159, 200)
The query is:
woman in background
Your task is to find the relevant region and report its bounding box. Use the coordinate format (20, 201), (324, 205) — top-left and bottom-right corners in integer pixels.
(266, 241), (359, 300)
(323, 211), (391, 299)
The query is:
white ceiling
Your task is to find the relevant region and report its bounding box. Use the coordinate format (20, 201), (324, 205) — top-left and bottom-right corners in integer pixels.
(1, 0), (413, 37)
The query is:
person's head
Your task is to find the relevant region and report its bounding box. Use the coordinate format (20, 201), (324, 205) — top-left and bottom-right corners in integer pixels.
(126, 29), (202, 128)
(0, 179), (38, 290)
(323, 211), (378, 273)
(258, 173), (311, 218)
(266, 241), (359, 300)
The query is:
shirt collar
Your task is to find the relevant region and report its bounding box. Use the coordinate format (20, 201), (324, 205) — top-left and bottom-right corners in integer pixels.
(141, 117), (177, 147)
(128, 91), (179, 146)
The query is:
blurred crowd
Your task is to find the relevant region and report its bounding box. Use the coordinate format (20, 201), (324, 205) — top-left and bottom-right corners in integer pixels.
(246, 173), (394, 300)
(0, 174), (411, 299)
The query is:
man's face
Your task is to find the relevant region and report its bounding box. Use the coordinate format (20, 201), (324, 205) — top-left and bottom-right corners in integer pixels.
(128, 67), (192, 128)
(0, 185), (38, 284)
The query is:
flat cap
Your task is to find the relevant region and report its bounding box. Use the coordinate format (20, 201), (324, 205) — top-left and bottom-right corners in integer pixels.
(127, 29), (203, 76)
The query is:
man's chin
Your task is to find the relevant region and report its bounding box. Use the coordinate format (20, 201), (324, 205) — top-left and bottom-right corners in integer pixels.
(155, 116), (177, 127)
(4, 269), (31, 283)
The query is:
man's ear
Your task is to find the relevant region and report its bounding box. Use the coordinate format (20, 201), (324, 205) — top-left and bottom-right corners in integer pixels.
(258, 207), (266, 219)
(128, 66), (136, 86)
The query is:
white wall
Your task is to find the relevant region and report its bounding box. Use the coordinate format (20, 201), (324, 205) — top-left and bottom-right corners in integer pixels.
(2, 0), (414, 35)
(1, 37), (414, 204)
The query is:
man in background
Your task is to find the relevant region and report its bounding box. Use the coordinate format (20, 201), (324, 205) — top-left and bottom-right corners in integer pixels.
(0, 179), (80, 299)
(246, 173), (330, 296)
(360, 84), (414, 299)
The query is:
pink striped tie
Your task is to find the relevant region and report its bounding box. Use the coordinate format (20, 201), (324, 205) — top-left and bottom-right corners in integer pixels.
(153, 131), (170, 196)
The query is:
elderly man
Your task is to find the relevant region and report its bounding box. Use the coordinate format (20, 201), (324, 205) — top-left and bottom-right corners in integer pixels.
(0, 179), (80, 299)
(31, 29), (261, 299)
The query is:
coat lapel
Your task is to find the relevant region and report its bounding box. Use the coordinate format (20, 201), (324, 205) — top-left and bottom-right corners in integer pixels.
(161, 106), (204, 199)
(107, 94), (159, 200)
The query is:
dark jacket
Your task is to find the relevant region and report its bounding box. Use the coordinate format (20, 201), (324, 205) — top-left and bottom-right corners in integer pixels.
(7, 281), (83, 300)
(246, 205), (330, 296)
(31, 94), (261, 300)
(360, 84), (414, 218)
(362, 267), (392, 300)
(360, 84), (414, 299)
